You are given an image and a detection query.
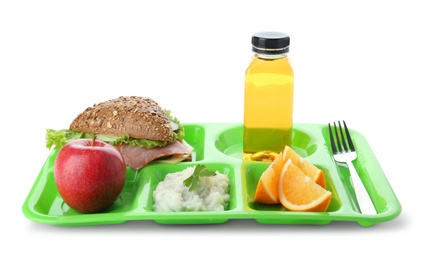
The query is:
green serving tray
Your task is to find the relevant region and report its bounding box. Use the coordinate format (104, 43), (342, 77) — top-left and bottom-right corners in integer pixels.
(22, 123), (401, 227)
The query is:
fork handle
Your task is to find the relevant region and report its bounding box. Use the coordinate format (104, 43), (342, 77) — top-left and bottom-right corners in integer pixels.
(347, 161), (376, 214)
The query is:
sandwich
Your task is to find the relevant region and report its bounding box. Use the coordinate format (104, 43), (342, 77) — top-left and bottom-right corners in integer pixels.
(46, 96), (193, 170)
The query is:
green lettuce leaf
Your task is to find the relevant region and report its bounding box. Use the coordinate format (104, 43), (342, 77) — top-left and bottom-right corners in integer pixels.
(45, 129), (92, 150)
(165, 109), (184, 142)
(45, 129), (176, 150)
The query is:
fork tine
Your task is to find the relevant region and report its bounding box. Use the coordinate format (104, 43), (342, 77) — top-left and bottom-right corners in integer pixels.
(334, 122), (343, 152)
(343, 120), (355, 152)
(338, 121), (348, 151)
(328, 123), (337, 154)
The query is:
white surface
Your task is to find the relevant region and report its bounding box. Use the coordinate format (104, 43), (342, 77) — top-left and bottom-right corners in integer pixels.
(1, 0), (423, 259)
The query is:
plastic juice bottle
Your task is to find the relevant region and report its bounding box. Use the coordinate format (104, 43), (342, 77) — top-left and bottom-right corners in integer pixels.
(243, 31), (294, 162)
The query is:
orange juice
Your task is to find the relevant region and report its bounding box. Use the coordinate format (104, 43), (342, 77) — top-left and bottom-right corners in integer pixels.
(243, 32), (294, 162)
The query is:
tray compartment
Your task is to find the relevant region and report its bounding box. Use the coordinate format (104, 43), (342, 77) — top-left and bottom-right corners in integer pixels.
(139, 161), (239, 225)
(46, 168), (138, 216)
(134, 162), (238, 213)
(242, 159), (341, 213)
(183, 123), (206, 161)
(214, 125), (319, 159)
(22, 151), (140, 225)
(215, 125), (243, 159)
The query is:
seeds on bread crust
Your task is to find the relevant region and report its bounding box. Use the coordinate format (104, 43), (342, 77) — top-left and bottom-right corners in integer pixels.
(69, 96), (174, 142)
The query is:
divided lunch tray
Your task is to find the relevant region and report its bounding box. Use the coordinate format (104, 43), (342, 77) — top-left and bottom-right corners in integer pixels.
(22, 123), (402, 227)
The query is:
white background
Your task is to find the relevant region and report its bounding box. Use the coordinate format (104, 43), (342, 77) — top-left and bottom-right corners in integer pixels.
(1, 0), (423, 259)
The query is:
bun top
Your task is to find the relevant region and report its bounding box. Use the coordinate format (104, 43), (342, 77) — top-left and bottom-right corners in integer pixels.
(69, 96), (174, 142)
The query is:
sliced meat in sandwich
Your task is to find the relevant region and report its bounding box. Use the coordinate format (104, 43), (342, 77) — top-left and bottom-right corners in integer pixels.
(46, 96), (193, 170)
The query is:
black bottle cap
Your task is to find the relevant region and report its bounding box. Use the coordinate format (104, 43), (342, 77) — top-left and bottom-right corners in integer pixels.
(251, 31), (290, 54)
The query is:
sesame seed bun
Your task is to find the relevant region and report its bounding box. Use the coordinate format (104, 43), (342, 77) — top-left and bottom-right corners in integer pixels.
(69, 96), (174, 142)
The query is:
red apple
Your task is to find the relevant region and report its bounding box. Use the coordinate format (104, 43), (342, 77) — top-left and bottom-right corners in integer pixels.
(54, 138), (126, 213)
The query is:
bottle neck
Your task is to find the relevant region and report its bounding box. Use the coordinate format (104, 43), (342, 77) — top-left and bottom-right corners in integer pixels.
(256, 53), (287, 60)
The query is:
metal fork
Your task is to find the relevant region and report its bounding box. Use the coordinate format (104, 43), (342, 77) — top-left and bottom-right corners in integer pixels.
(328, 121), (376, 214)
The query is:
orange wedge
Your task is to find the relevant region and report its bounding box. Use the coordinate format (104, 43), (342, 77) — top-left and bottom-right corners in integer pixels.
(282, 145), (326, 188)
(278, 159), (332, 212)
(253, 152), (285, 204)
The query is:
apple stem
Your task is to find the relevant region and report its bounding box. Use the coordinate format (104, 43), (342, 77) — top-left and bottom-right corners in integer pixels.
(91, 135), (96, 146)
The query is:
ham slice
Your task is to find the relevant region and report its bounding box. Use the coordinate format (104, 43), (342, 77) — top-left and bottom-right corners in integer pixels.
(116, 140), (194, 170)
